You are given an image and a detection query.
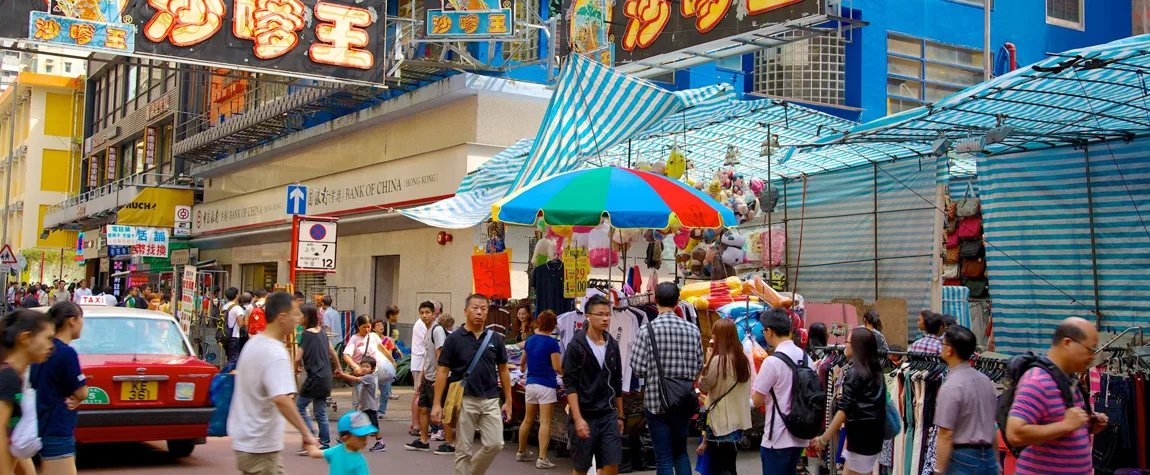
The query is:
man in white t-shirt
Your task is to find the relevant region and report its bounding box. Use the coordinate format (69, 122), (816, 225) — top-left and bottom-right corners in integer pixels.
(408, 301), (433, 435)
(229, 291), (316, 474)
(72, 281), (92, 303)
(751, 307), (811, 474)
(222, 288), (246, 365)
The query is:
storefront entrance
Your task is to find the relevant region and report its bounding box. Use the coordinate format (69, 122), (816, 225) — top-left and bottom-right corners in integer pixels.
(241, 262), (277, 291)
(372, 255), (399, 318)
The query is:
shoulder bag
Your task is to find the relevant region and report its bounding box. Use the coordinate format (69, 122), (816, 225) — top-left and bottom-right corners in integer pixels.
(10, 367), (41, 458)
(956, 183), (981, 217)
(444, 330), (494, 424)
(646, 322), (699, 416)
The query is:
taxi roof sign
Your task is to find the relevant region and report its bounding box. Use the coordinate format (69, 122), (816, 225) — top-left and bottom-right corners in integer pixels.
(78, 295), (106, 306)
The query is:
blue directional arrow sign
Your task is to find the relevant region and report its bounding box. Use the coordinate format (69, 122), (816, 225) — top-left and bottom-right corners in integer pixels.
(286, 184), (308, 215)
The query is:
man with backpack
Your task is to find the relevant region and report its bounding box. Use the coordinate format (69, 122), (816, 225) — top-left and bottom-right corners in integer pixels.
(630, 282), (703, 475)
(1004, 317), (1108, 475)
(247, 289), (268, 336)
(752, 307), (822, 475)
(221, 288), (246, 365)
(934, 325), (997, 475)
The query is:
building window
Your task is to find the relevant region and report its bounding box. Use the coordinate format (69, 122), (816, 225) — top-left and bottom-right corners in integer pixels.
(64, 62), (72, 73)
(45, 64), (53, 73)
(1047, 0), (1082, 29)
(886, 34), (984, 115)
(502, 0), (539, 62)
(753, 31), (846, 107)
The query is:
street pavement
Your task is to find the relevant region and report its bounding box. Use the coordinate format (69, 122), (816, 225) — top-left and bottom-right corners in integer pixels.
(75, 385), (765, 474)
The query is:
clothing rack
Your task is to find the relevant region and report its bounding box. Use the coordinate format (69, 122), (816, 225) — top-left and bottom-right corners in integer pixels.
(627, 292), (653, 306)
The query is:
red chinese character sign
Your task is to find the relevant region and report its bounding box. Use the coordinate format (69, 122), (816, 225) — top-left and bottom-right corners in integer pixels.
(4, 0), (389, 85)
(560, 0), (817, 65)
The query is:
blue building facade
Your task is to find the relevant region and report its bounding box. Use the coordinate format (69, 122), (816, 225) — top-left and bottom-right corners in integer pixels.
(668, 0), (1133, 123)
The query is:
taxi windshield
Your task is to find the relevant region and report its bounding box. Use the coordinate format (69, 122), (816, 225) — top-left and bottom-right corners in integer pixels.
(71, 317), (190, 356)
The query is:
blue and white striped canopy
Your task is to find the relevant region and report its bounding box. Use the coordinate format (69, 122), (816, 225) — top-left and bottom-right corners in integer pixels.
(810, 34), (1150, 157)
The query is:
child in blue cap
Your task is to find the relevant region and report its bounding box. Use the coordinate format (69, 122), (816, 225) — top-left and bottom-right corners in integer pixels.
(305, 410), (378, 474)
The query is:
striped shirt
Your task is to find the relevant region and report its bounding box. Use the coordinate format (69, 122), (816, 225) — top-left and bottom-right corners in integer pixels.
(1009, 367), (1092, 475)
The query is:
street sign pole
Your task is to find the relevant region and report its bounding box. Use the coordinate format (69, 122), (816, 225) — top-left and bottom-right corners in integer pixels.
(289, 215), (299, 287)
(290, 215), (338, 292)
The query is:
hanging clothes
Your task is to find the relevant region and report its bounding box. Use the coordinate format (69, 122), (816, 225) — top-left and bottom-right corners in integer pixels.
(534, 259), (573, 315)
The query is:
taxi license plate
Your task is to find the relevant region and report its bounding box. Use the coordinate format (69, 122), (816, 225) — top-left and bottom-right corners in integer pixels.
(121, 381), (158, 401)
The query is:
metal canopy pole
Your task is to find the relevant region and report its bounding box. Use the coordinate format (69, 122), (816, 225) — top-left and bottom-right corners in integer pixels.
(1083, 146), (1103, 326)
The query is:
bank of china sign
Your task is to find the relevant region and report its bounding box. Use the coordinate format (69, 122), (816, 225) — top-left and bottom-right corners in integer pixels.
(4, 0), (389, 86)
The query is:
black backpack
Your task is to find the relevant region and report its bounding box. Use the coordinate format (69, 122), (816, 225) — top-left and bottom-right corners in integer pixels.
(215, 302), (237, 345)
(769, 352), (826, 440)
(996, 354), (1091, 457)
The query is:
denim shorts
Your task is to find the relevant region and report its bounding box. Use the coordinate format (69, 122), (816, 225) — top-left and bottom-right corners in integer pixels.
(40, 435), (77, 460)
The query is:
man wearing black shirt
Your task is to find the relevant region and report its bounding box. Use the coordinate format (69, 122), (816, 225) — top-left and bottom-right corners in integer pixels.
(431, 294), (512, 475)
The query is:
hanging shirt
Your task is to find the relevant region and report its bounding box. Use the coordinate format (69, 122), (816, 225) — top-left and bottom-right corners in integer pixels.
(555, 310), (586, 356)
(533, 260), (573, 315)
(608, 307), (639, 392)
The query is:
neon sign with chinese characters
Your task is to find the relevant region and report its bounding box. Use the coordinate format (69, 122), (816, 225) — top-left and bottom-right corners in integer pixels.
(5, 0), (388, 85)
(426, 9), (514, 37)
(567, 0), (819, 65)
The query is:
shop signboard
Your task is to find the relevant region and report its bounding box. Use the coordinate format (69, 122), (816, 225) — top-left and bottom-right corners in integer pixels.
(174, 205), (193, 237)
(118, 188), (196, 228)
(560, 0), (818, 66)
(180, 265), (197, 333)
(170, 248), (191, 266)
(426, 9), (514, 37)
(4, 0), (391, 86)
(105, 146), (117, 181)
(143, 127), (157, 169)
(87, 154), (100, 188)
(75, 232), (84, 262)
(105, 225), (136, 246)
(134, 227), (170, 258)
(561, 247), (590, 298)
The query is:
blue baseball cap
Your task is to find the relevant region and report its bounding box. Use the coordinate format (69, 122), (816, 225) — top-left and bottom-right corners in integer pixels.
(337, 411), (378, 437)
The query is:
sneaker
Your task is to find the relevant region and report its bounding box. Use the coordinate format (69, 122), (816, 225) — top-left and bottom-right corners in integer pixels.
(409, 427), (421, 437)
(516, 450), (536, 462)
(536, 458), (556, 469)
(369, 441), (387, 452)
(434, 444), (456, 455)
(431, 430), (446, 441)
(404, 440), (431, 452)
(389, 393), (401, 400)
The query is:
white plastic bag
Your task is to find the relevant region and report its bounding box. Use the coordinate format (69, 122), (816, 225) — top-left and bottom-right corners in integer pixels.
(10, 368), (41, 459)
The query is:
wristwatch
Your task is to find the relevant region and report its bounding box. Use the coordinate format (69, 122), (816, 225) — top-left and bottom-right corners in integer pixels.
(617, 416), (627, 421)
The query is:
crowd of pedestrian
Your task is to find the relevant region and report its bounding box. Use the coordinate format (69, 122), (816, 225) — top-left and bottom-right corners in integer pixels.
(0, 278), (1111, 475)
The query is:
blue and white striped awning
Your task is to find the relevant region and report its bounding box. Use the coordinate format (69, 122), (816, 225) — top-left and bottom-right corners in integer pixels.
(400, 54), (732, 228)
(809, 34), (1150, 157)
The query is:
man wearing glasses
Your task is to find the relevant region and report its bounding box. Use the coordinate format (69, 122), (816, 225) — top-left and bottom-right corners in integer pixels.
(1004, 317), (1109, 475)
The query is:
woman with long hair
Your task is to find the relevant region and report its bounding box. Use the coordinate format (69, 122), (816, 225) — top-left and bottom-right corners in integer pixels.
(516, 310), (561, 469)
(697, 319), (753, 475)
(508, 303), (535, 346)
(808, 322), (829, 359)
(34, 302), (88, 475)
(814, 328), (886, 475)
(0, 309), (55, 475)
(861, 310), (889, 353)
(296, 304), (338, 451)
(341, 315), (390, 412)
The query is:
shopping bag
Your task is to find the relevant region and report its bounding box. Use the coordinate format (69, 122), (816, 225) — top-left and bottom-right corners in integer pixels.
(695, 445), (712, 475)
(208, 368), (235, 437)
(9, 367), (40, 459)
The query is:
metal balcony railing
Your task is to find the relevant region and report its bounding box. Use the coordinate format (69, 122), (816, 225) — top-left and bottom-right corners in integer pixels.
(46, 173), (201, 216)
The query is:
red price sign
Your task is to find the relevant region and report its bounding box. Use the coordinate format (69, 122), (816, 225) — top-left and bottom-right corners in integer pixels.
(471, 252), (511, 300)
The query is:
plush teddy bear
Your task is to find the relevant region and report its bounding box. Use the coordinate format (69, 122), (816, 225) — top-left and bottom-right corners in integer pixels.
(732, 175), (746, 196)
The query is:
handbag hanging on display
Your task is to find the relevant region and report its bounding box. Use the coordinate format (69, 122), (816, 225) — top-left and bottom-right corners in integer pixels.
(961, 258), (986, 278)
(943, 263), (959, 279)
(959, 239), (985, 258)
(963, 277), (990, 299)
(946, 199), (958, 221)
(946, 232), (960, 249)
(956, 217), (982, 239)
(956, 183), (981, 217)
(945, 246), (961, 263)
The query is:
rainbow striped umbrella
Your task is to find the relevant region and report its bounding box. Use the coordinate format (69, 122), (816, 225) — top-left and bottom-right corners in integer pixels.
(492, 167), (737, 229)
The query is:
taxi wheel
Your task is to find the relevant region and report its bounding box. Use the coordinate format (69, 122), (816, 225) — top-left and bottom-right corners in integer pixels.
(167, 439), (196, 458)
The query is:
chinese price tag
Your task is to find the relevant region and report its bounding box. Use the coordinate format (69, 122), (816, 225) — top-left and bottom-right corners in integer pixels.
(562, 247), (590, 298)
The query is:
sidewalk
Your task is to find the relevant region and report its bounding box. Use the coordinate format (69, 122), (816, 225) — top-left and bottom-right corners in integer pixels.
(323, 382), (415, 423)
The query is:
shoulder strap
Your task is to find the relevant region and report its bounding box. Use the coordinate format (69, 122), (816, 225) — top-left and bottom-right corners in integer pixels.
(645, 322), (673, 410)
(464, 331), (494, 378)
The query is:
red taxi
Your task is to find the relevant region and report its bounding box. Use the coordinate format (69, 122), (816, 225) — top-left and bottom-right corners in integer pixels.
(66, 302), (218, 457)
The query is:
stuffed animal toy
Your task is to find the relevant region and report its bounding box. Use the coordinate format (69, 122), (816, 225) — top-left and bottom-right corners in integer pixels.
(706, 180), (721, 198)
(720, 230), (747, 266)
(650, 161), (667, 176)
(749, 177), (765, 197)
(716, 169), (732, 189)
(732, 175), (746, 196)
(672, 227), (691, 250)
(666, 148), (686, 179)
(735, 202), (750, 224)
(689, 245), (709, 277)
(634, 160), (651, 172)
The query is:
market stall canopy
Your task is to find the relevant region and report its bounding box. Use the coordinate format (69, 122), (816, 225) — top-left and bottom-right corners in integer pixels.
(806, 34), (1150, 157)
(492, 167), (738, 229)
